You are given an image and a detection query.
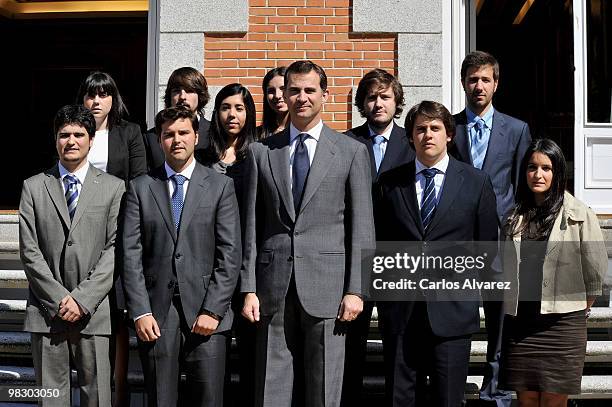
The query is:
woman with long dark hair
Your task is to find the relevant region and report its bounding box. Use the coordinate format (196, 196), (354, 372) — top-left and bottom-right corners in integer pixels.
(205, 83), (257, 405)
(77, 71), (146, 407)
(500, 139), (607, 407)
(257, 66), (288, 139)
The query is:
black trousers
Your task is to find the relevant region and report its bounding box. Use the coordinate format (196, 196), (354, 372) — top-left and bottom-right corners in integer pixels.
(382, 302), (471, 407)
(138, 295), (227, 407)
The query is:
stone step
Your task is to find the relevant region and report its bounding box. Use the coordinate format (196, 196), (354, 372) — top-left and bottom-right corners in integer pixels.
(1, 364), (611, 400)
(3, 332), (612, 365)
(0, 270), (27, 289)
(4, 299), (611, 330)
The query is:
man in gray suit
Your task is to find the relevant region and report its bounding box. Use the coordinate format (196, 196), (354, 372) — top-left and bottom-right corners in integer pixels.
(241, 60), (376, 407)
(122, 106), (241, 407)
(451, 50), (532, 407)
(19, 105), (125, 406)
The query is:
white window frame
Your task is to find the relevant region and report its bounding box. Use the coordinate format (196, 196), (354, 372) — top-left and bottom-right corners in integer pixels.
(574, 0), (612, 213)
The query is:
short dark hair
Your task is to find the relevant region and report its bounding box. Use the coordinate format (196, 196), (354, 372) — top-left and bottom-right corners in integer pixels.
(76, 71), (128, 130)
(355, 69), (404, 118)
(506, 138), (568, 239)
(154, 106), (199, 139)
(285, 60), (327, 91)
(54, 105), (96, 138)
(404, 101), (455, 140)
(208, 83), (257, 163)
(164, 67), (210, 112)
(260, 66), (288, 138)
(461, 50), (500, 82)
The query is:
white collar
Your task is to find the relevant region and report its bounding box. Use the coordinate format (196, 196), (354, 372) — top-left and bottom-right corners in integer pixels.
(58, 161), (89, 184)
(165, 158), (196, 180)
(415, 154), (449, 175)
(289, 120), (324, 143)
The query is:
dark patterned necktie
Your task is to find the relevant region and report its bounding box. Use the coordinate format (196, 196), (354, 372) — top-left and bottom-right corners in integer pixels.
(171, 174), (187, 230)
(420, 168), (438, 229)
(292, 133), (310, 211)
(63, 174), (79, 220)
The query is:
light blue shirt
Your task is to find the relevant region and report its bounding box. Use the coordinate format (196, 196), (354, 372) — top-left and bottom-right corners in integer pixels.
(415, 154), (449, 208)
(58, 162), (89, 195)
(466, 106), (494, 153)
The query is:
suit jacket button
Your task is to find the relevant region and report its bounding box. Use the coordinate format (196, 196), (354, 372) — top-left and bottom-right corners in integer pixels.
(67, 241), (73, 246)
(168, 281), (174, 289)
(175, 253), (181, 259)
(543, 279), (548, 287)
(287, 256), (294, 262)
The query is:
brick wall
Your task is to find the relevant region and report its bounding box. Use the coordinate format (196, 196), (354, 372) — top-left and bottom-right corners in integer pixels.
(204, 0), (397, 130)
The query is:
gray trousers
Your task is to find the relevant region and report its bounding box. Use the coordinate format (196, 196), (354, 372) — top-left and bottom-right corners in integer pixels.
(255, 283), (346, 407)
(138, 295), (227, 407)
(31, 331), (111, 407)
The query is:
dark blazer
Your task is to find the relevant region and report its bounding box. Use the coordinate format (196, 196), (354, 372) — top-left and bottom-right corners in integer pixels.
(106, 120), (147, 183)
(143, 115), (211, 171)
(451, 110), (531, 221)
(241, 126), (376, 318)
(345, 122), (415, 182)
(377, 157), (498, 337)
(121, 163), (241, 332)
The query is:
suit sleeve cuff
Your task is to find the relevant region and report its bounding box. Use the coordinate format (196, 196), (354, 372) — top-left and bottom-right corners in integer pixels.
(134, 312), (152, 322)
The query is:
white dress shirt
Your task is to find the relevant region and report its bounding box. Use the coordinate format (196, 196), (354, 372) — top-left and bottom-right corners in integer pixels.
(164, 159), (196, 200)
(58, 161), (89, 195)
(415, 154), (449, 208)
(288, 120), (323, 187)
(88, 129), (109, 173)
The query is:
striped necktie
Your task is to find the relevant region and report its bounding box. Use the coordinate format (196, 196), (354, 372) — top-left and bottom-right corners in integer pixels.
(171, 174), (187, 230)
(470, 118), (487, 169)
(420, 168), (438, 229)
(63, 174), (79, 220)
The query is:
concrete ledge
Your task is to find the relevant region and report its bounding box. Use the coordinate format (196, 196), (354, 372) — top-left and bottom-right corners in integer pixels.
(0, 270), (27, 289)
(352, 0), (442, 34)
(0, 300), (25, 320)
(160, 0), (248, 33)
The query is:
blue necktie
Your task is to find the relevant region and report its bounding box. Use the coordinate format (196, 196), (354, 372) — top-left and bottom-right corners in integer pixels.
(470, 118), (487, 169)
(63, 174), (79, 221)
(171, 174), (187, 230)
(372, 135), (385, 172)
(292, 133), (310, 211)
(420, 168), (438, 229)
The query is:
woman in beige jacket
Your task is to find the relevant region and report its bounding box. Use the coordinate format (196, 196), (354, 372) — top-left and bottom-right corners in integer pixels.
(499, 138), (608, 407)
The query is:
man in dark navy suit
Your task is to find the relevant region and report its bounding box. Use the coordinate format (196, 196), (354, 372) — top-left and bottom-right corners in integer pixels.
(143, 67), (212, 169)
(451, 51), (531, 407)
(378, 101), (498, 407)
(342, 68), (414, 406)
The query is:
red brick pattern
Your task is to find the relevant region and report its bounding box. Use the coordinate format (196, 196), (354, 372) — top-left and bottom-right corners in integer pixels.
(204, 0), (397, 130)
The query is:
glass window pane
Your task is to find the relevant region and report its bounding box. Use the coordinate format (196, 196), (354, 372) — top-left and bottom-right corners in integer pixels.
(587, 0), (612, 123)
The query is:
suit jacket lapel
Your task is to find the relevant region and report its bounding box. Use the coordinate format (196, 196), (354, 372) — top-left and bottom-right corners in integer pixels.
(398, 162), (424, 237)
(426, 158), (464, 234)
(178, 164), (210, 235)
(454, 111), (472, 165)
(267, 130), (295, 221)
(70, 164), (102, 231)
(379, 123), (409, 176)
(482, 111), (505, 172)
(353, 123), (377, 181)
(106, 126), (120, 175)
(43, 164), (71, 229)
(149, 168), (177, 242)
(298, 125), (336, 216)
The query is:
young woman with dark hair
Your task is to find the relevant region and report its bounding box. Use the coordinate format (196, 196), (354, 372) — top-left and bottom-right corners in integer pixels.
(500, 139), (608, 407)
(77, 71), (147, 407)
(205, 83), (257, 406)
(257, 66), (288, 139)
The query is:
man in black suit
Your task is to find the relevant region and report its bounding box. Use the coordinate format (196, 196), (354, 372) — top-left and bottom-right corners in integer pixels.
(122, 106), (241, 407)
(378, 101), (498, 407)
(143, 67), (212, 169)
(451, 51), (531, 407)
(342, 68), (414, 406)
